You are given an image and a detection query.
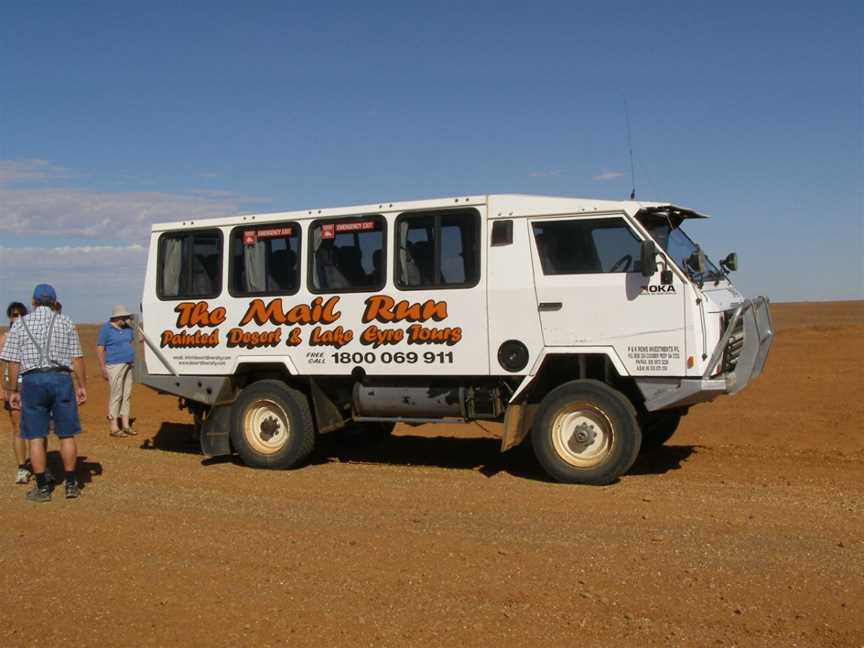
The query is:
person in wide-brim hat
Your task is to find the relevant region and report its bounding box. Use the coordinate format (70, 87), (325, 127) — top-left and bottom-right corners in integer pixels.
(96, 305), (136, 437)
(110, 305), (132, 319)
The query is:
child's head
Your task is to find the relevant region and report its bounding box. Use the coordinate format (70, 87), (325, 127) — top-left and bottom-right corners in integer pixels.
(6, 302), (27, 322)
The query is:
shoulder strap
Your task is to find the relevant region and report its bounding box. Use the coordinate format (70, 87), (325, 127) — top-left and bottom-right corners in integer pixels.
(20, 312), (59, 367)
(45, 313), (58, 365)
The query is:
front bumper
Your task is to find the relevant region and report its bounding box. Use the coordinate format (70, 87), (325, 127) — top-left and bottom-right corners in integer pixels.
(638, 297), (774, 412)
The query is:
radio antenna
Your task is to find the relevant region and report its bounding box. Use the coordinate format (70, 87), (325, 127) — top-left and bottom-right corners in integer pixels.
(625, 100), (637, 200)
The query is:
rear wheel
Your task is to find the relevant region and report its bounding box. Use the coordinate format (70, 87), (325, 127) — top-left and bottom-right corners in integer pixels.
(230, 380), (315, 469)
(531, 380), (641, 485)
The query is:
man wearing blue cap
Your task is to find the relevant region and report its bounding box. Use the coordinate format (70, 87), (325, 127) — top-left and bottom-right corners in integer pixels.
(0, 284), (87, 502)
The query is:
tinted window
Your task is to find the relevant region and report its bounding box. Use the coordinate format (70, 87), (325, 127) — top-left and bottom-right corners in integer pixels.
(532, 218), (642, 275)
(491, 220), (513, 246)
(309, 216), (385, 292)
(230, 223), (301, 296)
(396, 209), (480, 289)
(157, 230), (222, 299)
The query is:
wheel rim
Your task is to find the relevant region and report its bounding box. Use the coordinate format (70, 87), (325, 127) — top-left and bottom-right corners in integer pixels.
(550, 402), (614, 468)
(243, 399), (290, 455)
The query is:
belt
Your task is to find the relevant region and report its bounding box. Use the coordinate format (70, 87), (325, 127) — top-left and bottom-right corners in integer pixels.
(23, 367), (71, 375)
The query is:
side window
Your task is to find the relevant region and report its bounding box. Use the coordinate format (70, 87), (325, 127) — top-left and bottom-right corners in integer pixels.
(491, 220), (513, 247)
(157, 229), (222, 299)
(395, 208), (480, 289)
(309, 216), (385, 293)
(532, 218), (642, 275)
(230, 223), (301, 296)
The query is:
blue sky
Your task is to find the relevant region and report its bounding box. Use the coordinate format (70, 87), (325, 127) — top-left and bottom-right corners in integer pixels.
(1, 1), (861, 323)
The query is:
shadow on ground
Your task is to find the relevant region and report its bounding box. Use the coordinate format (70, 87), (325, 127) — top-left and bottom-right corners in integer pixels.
(139, 422), (700, 482)
(629, 444), (701, 475)
(141, 423), (200, 455)
(316, 435), (701, 482)
(142, 423), (241, 466)
(313, 434), (542, 480)
(45, 451), (103, 489)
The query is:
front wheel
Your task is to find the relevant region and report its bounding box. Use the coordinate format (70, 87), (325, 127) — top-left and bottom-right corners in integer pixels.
(531, 380), (641, 485)
(230, 380), (315, 469)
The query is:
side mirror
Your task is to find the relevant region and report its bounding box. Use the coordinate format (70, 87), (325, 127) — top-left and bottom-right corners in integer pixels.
(640, 240), (657, 277)
(721, 252), (738, 272)
(687, 247), (706, 274)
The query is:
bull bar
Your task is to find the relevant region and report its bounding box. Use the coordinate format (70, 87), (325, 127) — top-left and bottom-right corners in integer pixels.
(639, 297), (774, 412)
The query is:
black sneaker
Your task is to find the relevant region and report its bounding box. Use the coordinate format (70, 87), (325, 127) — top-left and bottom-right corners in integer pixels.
(65, 482), (81, 499)
(26, 486), (51, 503)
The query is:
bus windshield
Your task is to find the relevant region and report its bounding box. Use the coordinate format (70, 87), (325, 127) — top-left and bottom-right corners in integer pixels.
(639, 218), (725, 283)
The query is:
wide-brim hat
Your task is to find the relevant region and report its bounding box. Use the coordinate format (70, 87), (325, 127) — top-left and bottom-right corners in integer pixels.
(111, 305), (132, 319)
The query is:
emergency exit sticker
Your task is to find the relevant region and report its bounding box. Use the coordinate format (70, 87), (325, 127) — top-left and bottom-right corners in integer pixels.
(256, 227), (293, 238)
(335, 221), (376, 233)
(321, 221), (375, 240)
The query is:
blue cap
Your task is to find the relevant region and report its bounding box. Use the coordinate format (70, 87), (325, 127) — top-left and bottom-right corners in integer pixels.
(33, 284), (57, 302)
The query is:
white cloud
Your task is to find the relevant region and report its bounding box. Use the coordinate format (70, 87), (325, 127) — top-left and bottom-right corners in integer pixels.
(0, 159), (272, 323)
(0, 185), (269, 242)
(528, 170), (561, 178)
(0, 159), (72, 186)
(0, 158), (270, 243)
(592, 170), (625, 181)
(0, 244), (146, 271)
(0, 245), (149, 323)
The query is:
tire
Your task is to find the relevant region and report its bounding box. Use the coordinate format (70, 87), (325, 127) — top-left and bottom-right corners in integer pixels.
(639, 410), (683, 452)
(230, 380), (315, 469)
(531, 379), (641, 485)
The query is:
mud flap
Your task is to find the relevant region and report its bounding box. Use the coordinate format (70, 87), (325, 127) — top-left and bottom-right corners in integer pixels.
(500, 402), (535, 452)
(200, 404), (232, 457)
(309, 379), (347, 434)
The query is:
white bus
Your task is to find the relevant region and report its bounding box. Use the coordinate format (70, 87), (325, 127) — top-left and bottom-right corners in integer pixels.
(136, 194), (773, 484)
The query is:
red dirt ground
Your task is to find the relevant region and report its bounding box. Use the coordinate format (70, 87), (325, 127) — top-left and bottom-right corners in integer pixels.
(1, 301), (862, 646)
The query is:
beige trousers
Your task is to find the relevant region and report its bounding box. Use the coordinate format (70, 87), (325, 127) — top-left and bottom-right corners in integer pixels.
(106, 363), (133, 419)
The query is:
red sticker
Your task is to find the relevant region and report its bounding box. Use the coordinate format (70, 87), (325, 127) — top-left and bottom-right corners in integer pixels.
(257, 227), (293, 238)
(243, 231), (258, 246)
(321, 224), (335, 240)
(335, 221), (376, 233)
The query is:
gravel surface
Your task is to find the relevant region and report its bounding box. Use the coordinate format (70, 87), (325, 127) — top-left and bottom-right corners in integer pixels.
(1, 301), (862, 646)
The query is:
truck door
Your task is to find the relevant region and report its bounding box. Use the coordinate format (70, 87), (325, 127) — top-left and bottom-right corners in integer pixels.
(528, 214), (688, 377)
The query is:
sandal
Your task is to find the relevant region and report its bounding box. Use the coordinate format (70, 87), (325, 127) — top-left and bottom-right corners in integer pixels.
(122, 428), (138, 436)
(109, 429), (127, 437)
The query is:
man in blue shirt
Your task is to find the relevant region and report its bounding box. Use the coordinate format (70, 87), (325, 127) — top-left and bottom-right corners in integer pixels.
(96, 305), (135, 437)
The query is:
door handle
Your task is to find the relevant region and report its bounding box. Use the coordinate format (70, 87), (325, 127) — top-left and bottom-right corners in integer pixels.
(538, 302), (563, 312)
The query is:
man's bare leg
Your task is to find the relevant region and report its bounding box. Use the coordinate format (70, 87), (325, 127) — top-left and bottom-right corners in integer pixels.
(10, 411), (27, 466)
(59, 437), (77, 473)
(28, 437), (46, 474)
